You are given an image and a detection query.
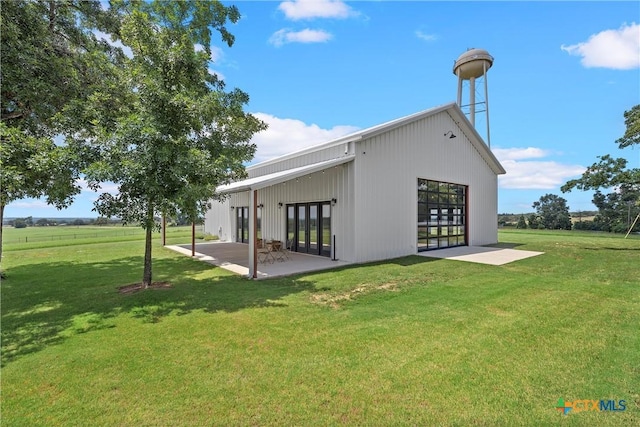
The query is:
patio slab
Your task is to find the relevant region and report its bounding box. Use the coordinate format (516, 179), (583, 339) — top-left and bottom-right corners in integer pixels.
(417, 245), (543, 265)
(166, 241), (352, 279)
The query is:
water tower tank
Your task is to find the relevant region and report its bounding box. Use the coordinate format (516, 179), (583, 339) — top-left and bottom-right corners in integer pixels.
(453, 48), (494, 146)
(453, 48), (493, 79)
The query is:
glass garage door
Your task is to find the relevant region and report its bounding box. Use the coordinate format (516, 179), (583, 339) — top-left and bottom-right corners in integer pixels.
(418, 179), (467, 251)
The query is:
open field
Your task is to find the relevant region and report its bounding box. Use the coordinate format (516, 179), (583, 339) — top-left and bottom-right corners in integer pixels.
(1, 229), (638, 425)
(1, 225), (204, 250)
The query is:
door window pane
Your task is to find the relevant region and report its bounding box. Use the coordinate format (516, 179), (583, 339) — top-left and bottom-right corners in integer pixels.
(242, 207), (249, 243)
(297, 205), (306, 251)
(287, 206), (295, 245)
(322, 204), (331, 256)
(309, 205), (318, 253)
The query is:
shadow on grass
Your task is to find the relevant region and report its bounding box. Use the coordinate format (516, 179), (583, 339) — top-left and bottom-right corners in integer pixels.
(581, 247), (640, 251)
(485, 242), (525, 249)
(1, 255), (313, 366)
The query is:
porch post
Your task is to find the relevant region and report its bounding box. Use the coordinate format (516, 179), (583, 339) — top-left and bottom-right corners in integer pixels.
(248, 189), (257, 278)
(191, 222), (195, 256)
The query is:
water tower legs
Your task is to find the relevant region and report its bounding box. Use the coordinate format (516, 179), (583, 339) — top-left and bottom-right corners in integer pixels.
(469, 77), (476, 126)
(483, 61), (491, 147)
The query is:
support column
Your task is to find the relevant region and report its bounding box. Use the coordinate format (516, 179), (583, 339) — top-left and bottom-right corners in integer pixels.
(483, 61), (491, 147)
(248, 189), (258, 278)
(456, 70), (462, 107)
(469, 76), (476, 126)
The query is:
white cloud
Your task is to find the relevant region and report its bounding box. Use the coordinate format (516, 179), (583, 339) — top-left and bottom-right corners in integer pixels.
(492, 147), (549, 161)
(250, 113), (359, 163)
(78, 178), (119, 194)
(7, 200), (51, 209)
(209, 46), (224, 63)
(415, 30), (437, 42)
(493, 147), (585, 189)
(269, 28), (333, 47)
(208, 69), (225, 81)
(278, 0), (357, 20)
(497, 160), (585, 189)
(93, 30), (133, 58)
(561, 22), (640, 70)
(195, 44), (224, 63)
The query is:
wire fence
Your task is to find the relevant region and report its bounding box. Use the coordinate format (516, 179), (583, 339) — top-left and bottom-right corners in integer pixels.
(6, 230), (147, 244)
(5, 225), (206, 245)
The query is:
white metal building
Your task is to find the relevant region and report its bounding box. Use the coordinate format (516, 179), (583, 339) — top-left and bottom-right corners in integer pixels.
(204, 102), (506, 278)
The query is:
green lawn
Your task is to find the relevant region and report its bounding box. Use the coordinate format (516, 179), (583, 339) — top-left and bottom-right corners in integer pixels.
(1, 229), (638, 425)
(1, 224), (203, 250)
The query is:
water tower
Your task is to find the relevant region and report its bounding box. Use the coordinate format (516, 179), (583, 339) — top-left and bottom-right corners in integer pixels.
(453, 48), (493, 146)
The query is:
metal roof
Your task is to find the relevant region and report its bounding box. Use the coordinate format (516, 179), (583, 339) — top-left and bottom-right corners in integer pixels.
(248, 102), (505, 175)
(216, 155), (355, 194)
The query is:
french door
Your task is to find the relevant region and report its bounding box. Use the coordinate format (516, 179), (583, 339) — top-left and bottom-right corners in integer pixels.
(236, 207), (249, 243)
(287, 202), (331, 257)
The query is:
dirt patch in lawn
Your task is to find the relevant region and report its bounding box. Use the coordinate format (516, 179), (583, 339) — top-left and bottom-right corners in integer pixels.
(310, 282), (399, 309)
(118, 282), (173, 294)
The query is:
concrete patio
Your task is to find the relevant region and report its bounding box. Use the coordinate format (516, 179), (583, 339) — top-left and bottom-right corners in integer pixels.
(417, 245), (543, 265)
(167, 242), (544, 279)
(166, 241), (352, 279)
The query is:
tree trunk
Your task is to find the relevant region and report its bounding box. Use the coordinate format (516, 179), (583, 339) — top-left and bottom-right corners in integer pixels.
(142, 204), (154, 288)
(0, 203), (5, 271)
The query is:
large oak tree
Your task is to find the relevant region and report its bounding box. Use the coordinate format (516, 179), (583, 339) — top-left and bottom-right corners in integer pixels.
(562, 105), (640, 232)
(0, 0), (122, 263)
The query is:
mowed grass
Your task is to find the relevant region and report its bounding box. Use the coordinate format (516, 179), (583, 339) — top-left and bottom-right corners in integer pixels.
(1, 230), (638, 425)
(1, 224), (201, 250)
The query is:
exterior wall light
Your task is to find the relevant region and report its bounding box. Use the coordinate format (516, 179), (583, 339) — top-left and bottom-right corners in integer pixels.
(331, 198), (337, 206)
(444, 131), (457, 139)
(278, 202), (283, 208)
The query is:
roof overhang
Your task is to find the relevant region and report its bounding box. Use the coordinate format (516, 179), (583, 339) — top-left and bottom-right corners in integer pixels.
(216, 155), (355, 195)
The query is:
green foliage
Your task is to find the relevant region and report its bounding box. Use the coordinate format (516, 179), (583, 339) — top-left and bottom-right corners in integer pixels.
(515, 215), (527, 229)
(562, 155), (640, 233)
(562, 105), (640, 233)
(12, 219), (27, 229)
(0, 0), (122, 134)
(0, 0), (124, 262)
(80, 1), (266, 286)
(616, 104), (640, 149)
(0, 123), (82, 261)
(532, 194), (572, 230)
(527, 213), (540, 229)
(562, 155), (638, 193)
(0, 123), (81, 209)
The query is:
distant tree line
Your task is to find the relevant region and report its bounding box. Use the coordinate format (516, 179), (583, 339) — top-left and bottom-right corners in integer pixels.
(6, 217), (123, 228)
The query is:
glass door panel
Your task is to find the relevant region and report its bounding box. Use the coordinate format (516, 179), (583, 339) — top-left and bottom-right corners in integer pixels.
(309, 205), (318, 252)
(287, 206), (295, 246)
(297, 205), (307, 252)
(236, 207), (250, 243)
(321, 203), (331, 256)
(242, 207), (249, 243)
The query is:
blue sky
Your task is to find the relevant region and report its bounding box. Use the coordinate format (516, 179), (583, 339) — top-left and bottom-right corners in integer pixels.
(6, 0), (640, 218)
